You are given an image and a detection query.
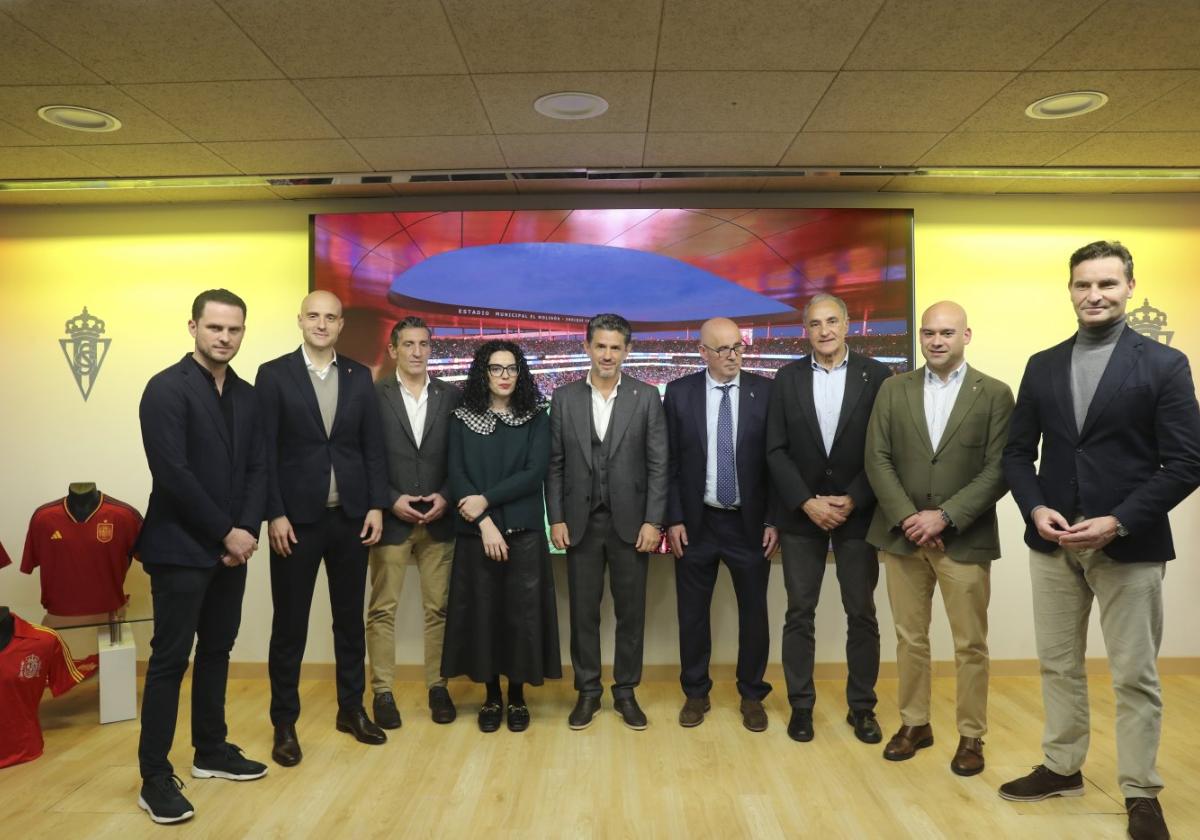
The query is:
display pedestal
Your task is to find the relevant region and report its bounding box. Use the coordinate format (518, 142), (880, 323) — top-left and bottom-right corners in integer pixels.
(98, 623), (137, 724)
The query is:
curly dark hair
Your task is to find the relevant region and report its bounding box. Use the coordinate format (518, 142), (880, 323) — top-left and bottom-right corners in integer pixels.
(461, 339), (543, 415)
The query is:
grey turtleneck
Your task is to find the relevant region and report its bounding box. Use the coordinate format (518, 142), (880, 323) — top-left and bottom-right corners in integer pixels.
(1071, 318), (1125, 432)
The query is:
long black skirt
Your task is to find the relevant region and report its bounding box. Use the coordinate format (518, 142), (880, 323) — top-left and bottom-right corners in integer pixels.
(441, 530), (562, 685)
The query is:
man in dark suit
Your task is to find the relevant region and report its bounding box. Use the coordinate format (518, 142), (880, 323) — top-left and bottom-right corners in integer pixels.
(366, 316), (461, 728)
(865, 302), (1014, 775)
(256, 290), (390, 766)
(999, 241), (1200, 840)
(664, 317), (777, 732)
(766, 293), (892, 745)
(547, 313), (668, 731)
(135, 289), (268, 825)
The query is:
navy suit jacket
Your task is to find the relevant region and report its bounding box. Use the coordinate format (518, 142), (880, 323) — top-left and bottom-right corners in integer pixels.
(664, 370), (773, 541)
(766, 351), (892, 538)
(136, 355), (266, 568)
(1003, 325), (1200, 562)
(256, 348), (389, 524)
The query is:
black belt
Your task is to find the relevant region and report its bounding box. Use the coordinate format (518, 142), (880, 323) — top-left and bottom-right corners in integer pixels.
(704, 504), (740, 514)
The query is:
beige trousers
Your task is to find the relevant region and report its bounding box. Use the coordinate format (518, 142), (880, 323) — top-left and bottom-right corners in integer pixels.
(882, 548), (991, 737)
(366, 526), (454, 692)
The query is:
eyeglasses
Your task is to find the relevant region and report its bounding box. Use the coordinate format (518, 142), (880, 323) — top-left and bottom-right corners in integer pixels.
(701, 343), (745, 359)
(487, 364), (520, 377)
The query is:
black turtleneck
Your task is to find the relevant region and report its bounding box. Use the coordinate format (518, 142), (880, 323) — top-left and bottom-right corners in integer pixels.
(1071, 317), (1125, 432)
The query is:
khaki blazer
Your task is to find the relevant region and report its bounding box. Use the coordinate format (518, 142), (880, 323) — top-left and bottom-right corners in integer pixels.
(865, 364), (1014, 564)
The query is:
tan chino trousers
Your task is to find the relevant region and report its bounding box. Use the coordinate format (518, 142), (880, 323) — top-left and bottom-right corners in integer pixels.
(366, 525), (454, 692)
(882, 547), (991, 737)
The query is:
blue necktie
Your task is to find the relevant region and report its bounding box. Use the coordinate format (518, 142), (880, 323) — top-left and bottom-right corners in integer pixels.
(716, 384), (737, 506)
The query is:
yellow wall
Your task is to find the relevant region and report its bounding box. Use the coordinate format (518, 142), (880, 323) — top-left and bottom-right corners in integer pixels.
(2, 191), (1199, 666)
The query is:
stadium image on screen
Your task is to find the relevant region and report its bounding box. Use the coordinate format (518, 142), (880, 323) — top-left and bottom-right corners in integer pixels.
(311, 207), (914, 389)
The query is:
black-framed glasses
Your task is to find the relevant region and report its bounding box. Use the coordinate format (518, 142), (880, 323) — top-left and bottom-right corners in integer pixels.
(701, 343), (745, 358)
(487, 364), (520, 377)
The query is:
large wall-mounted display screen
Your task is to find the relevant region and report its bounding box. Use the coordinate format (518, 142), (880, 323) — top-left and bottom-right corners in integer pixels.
(311, 207), (914, 385)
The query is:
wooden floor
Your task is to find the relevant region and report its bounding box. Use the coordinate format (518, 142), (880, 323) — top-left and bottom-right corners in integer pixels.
(5, 673), (1200, 839)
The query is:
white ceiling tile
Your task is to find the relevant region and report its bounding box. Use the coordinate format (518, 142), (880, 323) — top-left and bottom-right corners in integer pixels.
(121, 81), (338, 142)
(650, 72), (833, 133)
(295, 76), (490, 137)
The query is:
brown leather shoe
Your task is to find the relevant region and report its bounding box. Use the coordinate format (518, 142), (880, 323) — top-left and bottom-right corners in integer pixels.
(740, 699), (768, 733)
(678, 696), (710, 727)
(883, 724), (934, 761)
(950, 736), (985, 776)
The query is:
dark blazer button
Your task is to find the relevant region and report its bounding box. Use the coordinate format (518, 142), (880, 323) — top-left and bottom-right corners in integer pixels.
(1075, 448), (1083, 453)
(825, 468), (832, 475)
(1069, 478), (1077, 485)
(931, 457), (938, 464)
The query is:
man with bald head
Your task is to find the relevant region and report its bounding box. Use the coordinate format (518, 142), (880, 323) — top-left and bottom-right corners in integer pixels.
(664, 318), (777, 731)
(865, 301), (1013, 775)
(256, 290), (390, 765)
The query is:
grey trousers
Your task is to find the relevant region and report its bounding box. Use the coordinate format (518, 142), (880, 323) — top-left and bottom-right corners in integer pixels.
(1029, 546), (1165, 798)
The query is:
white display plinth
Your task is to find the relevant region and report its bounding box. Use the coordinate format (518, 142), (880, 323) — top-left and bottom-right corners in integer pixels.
(97, 623), (137, 724)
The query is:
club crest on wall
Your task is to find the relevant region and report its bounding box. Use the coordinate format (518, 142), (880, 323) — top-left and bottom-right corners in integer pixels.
(61, 306), (111, 401)
(1128, 298), (1174, 346)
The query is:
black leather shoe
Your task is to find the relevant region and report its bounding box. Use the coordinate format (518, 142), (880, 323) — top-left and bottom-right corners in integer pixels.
(787, 708), (814, 742)
(478, 701), (503, 733)
(336, 707), (387, 745)
(272, 724), (302, 767)
(429, 686), (457, 724)
(846, 709), (882, 744)
(614, 696), (648, 730)
(568, 695), (601, 730)
(507, 703), (530, 732)
(1127, 796), (1169, 840)
(372, 692), (402, 730)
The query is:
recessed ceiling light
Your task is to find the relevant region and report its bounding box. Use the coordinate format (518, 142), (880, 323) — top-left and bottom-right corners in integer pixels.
(37, 104), (122, 133)
(1024, 91), (1108, 120)
(533, 91), (609, 121)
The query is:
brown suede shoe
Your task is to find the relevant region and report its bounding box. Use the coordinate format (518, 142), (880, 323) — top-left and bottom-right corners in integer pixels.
(950, 736), (985, 776)
(678, 696), (710, 728)
(740, 699), (768, 733)
(883, 724), (934, 761)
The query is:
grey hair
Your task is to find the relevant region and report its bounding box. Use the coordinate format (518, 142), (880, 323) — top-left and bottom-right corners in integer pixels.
(802, 293), (848, 324)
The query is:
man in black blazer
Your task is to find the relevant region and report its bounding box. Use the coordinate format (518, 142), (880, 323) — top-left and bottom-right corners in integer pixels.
(999, 241), (1200, 840)
(547, 313), (668, 731)
(766, 293), (892, 745)
(135, 289), (268, 825)
(367, 316), (461, 728)
(256, 290), (390, 766)
(664, 317), (777, 732)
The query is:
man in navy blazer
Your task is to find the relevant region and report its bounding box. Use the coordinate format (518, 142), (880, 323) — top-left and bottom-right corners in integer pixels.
(665, 317), (777, 732)
(256, 290), (390, 766)
(999, 241), (1200, 840)
(135, 289), (268, 825)
(766, 293), (892, 745)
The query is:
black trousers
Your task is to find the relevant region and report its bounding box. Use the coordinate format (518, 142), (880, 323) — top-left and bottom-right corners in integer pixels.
(138, 561), (246, 779)
(675, 507), (771, 701)
(780, 531), (880, 711)
(567, 508), (647, 700)
(268, 507), (368, 725)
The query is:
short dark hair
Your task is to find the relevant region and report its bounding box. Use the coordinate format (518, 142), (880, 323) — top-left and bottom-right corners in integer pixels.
(1069, 240), (1134, 282)
(586, 313), (632, 345)
(390, 316), (430, 345)
(461, 340), (543, 416)
(192, 289), (247, 321)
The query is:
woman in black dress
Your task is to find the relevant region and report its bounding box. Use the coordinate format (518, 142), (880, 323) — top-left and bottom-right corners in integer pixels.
(441, 340), (561, 732)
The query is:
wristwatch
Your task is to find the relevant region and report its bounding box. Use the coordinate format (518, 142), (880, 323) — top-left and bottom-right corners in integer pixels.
(938, 509), (955, 529)
(1114, 518), (1129, 537)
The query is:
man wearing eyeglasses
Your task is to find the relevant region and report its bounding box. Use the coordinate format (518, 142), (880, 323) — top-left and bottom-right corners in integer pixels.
(547, 313), (668, 731)
(766, 293), (892, 745)
(664, 318), (777, 732)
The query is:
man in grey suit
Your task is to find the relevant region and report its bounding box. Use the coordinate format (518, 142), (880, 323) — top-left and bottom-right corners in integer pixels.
(367, 317), (461, 729)
(547, 313), (668, 731)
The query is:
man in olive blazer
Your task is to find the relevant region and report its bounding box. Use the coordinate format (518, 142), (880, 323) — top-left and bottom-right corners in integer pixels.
(865, 301), (1013, 777)
(546, 314), (668, 731)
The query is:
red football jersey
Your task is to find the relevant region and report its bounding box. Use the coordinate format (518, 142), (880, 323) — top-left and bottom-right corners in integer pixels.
(20, 496), (143, 616)
(0, 614), (95, 768)
(0, 540), (10, 569)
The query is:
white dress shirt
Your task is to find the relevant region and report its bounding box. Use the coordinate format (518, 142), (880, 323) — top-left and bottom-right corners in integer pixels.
(586, 372), (621, 441)
(924, 361), (968, 450)
(704, 371), (741, 508)
(812, 350), (849, 456)
(301, 344), (337, 380)
(397, 372), (431, 448)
